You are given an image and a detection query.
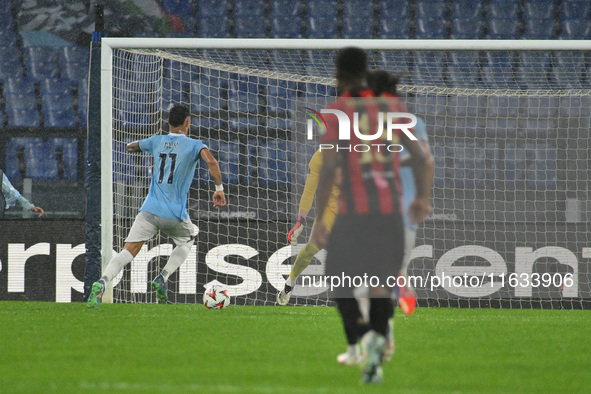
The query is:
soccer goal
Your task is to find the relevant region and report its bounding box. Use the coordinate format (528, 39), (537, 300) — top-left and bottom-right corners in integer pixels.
(97, 38), (591, 308)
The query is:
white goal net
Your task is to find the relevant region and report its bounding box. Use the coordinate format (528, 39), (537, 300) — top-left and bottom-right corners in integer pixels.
(102, 39), (591, 308)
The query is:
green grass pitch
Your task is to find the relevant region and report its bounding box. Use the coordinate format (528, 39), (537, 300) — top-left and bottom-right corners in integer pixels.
(1, 302), (589, 393)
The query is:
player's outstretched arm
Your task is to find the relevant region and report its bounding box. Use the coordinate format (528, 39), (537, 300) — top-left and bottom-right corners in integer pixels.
(200, 148), (226, 208)
(287, 158), (320, 245)
(314, 148), (338, 246)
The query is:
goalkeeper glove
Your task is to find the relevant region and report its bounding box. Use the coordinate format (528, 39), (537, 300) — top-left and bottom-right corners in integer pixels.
(287, 215), (307, 245)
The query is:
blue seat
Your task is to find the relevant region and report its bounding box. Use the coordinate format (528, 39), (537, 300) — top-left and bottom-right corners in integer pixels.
(486, 96), (519, 117)
(487, 1), (520, 19)
(379, 17), (411, 38)
(229, 117), (259, 134)
(195, 140), (241, 185)
(161, 0), (194, 15)
(303, 83), (335, 97)
(78, 80), (88, 127)
(413, 52), (446, 85)
(416, 1), (446, 21)
(270, 0), (302, 38)
(304, 50), (336, 77)
(451, 0), (483, 20)
(60, 46), (89, 81)
(415, 19), (448, 39)
(270, 50), (305, 74)
(228, 80), (259, 113)
(524, 1), (554, 19)
(197, 0), (230, 38)
(487, 19), (520, 39)
(561, 0), (590, 21)
(266, 81), (297, 115)
(523, 19), (556, 39)
(551, 66), (585, 89)
(343, 0), (374, 38)
(266, 117), (292, 131)
(375, 51), (411, 75)
(26, 139), (58, 179)
(4, 92), (40, 127)
(482, 51), (516, 88)
(4, 78), (35, 95)
(450, 19), (483, 39)
(41, 78), (73, 96)
(343, 18), (374, 39)
(162, 80), (187, 111)
(516, 52), (551, 89)
(235, 16), (267, 38)
(41, 94), (77, 127)
(23, 46), (58, 80)
(251, 139), (291, 187)
(189, 81), (223, 113)
(561, 19), (591, 39)
(447, 51), (481, 86)
(378, 0), (410, 38)
(115, 101), (151, 128)
(307, 0), (338, 38)
(5, 138), (28, 179)
(234, 0), (264, 17)
(0, 53), (22, 82)
(51, 138), (78, 179)
(0, 32), (18, 50)
(192, 116), (224, 131)
(236, 50), (269, 71)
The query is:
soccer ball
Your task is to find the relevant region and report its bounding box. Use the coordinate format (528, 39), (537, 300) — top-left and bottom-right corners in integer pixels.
(203, 284), (230, 309)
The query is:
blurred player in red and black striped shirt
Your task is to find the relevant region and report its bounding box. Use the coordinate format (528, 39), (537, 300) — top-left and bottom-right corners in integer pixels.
(314, 47), (432, 384)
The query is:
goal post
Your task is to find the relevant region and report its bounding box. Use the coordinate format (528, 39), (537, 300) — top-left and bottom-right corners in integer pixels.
(97, 38), (591, 308)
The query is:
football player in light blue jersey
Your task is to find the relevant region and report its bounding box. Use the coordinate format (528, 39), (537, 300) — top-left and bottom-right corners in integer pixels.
(88, 104), (226, 308)
(1, 169), (44, 218)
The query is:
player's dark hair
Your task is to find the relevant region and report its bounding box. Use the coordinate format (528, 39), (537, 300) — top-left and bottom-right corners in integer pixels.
(168, 104), (190, 127)
(335, 46), (367, 83)
(367, 70), (400, 96)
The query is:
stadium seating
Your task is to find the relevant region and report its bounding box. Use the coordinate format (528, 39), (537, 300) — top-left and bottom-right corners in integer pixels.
(265, 81), (297, 115)
(416, 1), (446, 22)
(6, 138), (58, 179)
(342, 0), (374, 39)
(413, 52), (446, 85)
(378, 0), (410, 38)
(4, 88), (41, 127)
(195, 140), (241, 185)
(523, 19), (556, 39)
(60, 46), (89, 81)
(23, 46), (59, 81)
(375, 51), (411, 76)
(415, 19), (448, 39)
(189, 81), (224, 113)
(270, 50), (305, 74)
(160, 0), (196, 32)
(450, 19), (484, 39)
(163, 80), (187, 112)
(229, 117), (260, 134)
(451, 0), (483, 20)
(270, 0), (302, 38)
(447, 51), (481, 87)
(560, 19), (591, 39)
(197, 0), (231, 38)
(487, 19), (520, 39)
(516, 52), (551, 89)
(448, 95), (485, 117)
(250, 139), (291, 187)
(488, 0), (520, 20)
(523, 1), (554, 20)
(307, 0), (338, 39)
(234, 0), (266, 38)
(228, 79), (260, 113)
(50, 138), (78, 180)
(78, 80), (88, 127)
(560, 0), (591, 21)
(481, 51), (517, 88)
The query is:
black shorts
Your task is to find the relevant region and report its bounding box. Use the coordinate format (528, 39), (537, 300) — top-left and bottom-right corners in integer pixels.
(325, 213), (404, 298)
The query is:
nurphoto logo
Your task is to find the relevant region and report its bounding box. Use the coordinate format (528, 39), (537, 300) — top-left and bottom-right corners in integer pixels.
(304, 106), (418, 153)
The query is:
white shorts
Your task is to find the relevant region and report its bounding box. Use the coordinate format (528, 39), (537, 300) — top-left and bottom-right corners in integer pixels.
(125, 211), (198, 246)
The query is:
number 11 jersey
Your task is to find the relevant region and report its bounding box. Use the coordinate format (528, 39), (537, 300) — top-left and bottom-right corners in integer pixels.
(139, 133), (207, 221)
